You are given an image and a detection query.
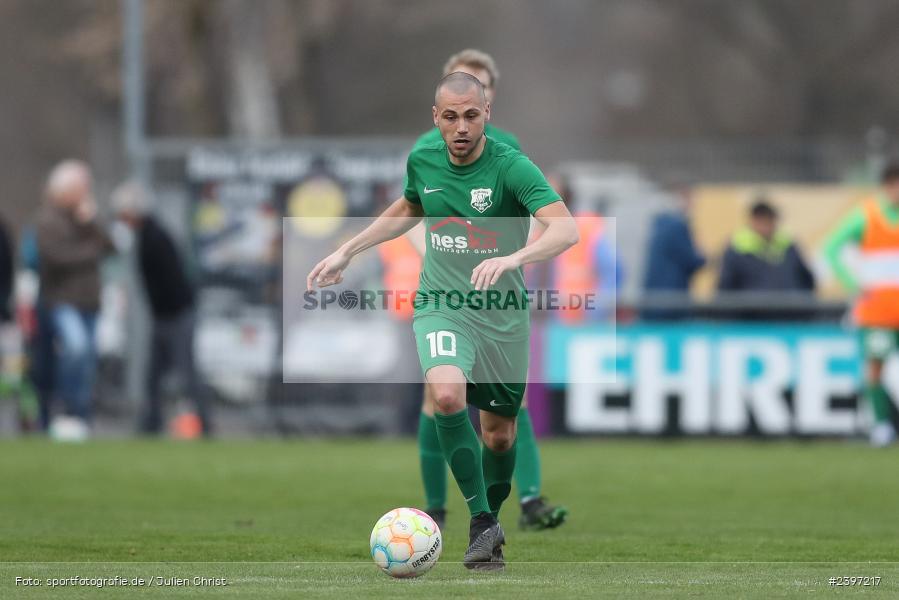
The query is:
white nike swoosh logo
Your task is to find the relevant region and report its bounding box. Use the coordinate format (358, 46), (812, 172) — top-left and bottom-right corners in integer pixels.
(424, 186), (444, 194)
(464, 495), (477, 502)
(490, 400), (512, 407)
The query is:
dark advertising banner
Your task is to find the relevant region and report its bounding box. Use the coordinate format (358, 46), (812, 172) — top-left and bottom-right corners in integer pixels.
(183, 145), (408, 418)
(186, 146), (406, 289)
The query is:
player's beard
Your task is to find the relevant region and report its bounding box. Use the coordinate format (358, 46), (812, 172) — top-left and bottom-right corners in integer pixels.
(448, 133), (484, 161)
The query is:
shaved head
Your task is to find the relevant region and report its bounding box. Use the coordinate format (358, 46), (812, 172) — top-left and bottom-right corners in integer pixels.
(432, 71), (491, 166)
(435, 71), (486, 106)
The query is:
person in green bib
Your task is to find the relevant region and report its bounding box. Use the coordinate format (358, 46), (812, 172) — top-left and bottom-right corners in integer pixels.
(408, 49), (568, 534)
(307, 72), (578, 570)
(824, 164), (899, 447)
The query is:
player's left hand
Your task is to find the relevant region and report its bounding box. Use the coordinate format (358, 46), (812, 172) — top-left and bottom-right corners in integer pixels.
(471, 255), (521, 290)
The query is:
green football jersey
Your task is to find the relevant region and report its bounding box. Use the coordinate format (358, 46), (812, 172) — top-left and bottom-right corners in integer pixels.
(403, 124), (521, 192)
(403, 137), (560, 340)
(412, 123), (521, 152)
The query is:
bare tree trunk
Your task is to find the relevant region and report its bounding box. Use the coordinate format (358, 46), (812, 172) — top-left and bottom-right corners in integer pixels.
(220, 0), (281, 139)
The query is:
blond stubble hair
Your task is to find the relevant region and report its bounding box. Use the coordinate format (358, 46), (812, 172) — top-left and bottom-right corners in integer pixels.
(442, 49), (499, 87)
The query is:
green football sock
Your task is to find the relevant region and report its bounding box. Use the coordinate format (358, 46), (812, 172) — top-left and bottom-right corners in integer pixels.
(418, 413), (447, 511)
(514, 407), (542, 503)
(435, 409), (491, 517)
(866, 383), (892, 424)
(483, 442), (516, 519)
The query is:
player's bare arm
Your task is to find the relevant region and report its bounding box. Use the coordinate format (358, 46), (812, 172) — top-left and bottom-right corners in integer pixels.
(306, 197), (424, 291)
(470, 201), (578, 290)
(404, 220), (428, 256)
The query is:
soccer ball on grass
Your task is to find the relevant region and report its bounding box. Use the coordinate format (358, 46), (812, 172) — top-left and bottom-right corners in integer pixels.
(369, 507), (442, 578)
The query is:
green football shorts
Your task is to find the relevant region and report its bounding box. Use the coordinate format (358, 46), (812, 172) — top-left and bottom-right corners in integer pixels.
(860, 327), (899, 361)
(412, 312), (528, 418)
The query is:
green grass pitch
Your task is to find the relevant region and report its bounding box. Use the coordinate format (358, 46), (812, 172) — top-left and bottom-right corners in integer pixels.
(1, 438), (897, 598)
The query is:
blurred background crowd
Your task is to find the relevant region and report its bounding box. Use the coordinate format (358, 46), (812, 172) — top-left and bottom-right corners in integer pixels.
(2, 0), (899, 441)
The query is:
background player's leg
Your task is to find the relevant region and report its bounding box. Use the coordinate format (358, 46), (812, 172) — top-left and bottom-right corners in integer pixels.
(480, 410), (517, 518)
(515, 393), (569, 530)
(865, 357), (895, 447)
(861, 329), (897, 447)
(514, 396), (541, 502)
(428, 365), (491, 517)
(418, 385), (448, 520)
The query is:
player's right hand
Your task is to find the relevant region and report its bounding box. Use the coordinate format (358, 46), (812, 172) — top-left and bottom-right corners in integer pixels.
(306, 250), (351, 291)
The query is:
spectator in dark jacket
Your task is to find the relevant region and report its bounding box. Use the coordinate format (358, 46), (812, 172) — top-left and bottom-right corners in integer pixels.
(0, 217), (12, 323)
(717, 199), (815, 320)
(641, 187), (706, 320)
(113, 182), (213, 436)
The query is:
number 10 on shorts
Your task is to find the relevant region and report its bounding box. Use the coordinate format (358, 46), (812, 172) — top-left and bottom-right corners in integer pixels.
(426, 331), (457, 357)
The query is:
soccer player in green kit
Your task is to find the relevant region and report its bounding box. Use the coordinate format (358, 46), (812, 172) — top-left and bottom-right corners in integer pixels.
(307, 72), (578, 569)
(411, 49), (569, 533)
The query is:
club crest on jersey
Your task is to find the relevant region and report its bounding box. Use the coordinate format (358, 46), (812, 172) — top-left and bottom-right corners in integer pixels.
(470, 188), (493, 213)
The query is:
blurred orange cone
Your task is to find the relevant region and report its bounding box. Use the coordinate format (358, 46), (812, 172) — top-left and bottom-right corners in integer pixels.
(170, 412), (202, 440)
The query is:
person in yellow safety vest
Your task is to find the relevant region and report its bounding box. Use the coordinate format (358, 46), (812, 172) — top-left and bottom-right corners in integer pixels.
(825, 162), (899, 447)
(377, 235), (422, 321)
